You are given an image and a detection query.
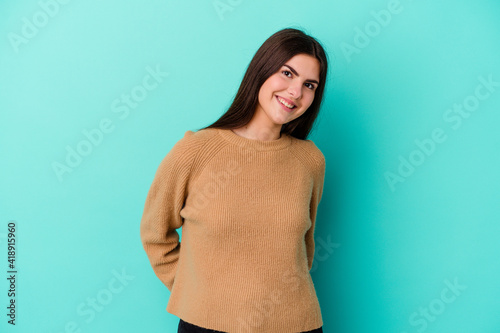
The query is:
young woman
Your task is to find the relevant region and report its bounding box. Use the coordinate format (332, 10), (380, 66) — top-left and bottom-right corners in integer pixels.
(140, 27), (329, 333)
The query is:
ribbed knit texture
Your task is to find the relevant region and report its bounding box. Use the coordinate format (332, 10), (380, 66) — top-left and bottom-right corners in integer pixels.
(140, 127), (326, 333)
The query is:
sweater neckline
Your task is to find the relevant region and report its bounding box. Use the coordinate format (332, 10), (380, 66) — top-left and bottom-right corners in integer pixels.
(217, 128), (292, 151)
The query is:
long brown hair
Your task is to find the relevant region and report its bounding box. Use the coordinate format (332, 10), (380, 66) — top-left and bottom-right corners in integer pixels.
(196, 27), (329, 140)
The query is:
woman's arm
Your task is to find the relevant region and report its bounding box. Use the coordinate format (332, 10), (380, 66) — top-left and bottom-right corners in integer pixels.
(139, 131), (198, 291)
(305, 152), (326, 271)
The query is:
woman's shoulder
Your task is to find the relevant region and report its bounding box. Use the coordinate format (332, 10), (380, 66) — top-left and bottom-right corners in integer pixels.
(289, 135), (326, 168)
(161, 128), (218, 161)
(156, 128), (219, 172)
(174, 127), (219, 147)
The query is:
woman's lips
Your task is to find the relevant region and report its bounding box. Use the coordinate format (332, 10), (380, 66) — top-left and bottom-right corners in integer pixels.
(276, 95), (296, 112)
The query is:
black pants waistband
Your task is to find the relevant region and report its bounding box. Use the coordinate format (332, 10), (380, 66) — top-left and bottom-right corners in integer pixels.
(177, 318), (323, 333)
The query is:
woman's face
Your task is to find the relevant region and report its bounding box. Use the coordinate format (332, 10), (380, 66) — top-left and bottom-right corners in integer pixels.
(256, 53), (320, 129)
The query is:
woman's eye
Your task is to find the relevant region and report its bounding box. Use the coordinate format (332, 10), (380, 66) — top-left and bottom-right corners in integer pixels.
(282, 70), (315, 90)
(305, 83), (315, 90)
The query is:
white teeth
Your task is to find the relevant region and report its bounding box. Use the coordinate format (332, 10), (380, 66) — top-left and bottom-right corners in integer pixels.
(278, 97), (294, 109)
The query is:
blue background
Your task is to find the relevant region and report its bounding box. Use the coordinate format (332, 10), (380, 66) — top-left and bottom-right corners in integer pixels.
(1, 0), (499, 332)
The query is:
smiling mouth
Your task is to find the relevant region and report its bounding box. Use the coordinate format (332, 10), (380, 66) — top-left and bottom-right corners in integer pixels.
(276, 96), (296, 110)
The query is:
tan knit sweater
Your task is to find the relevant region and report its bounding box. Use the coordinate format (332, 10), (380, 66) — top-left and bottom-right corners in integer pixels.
(140, 127), (326, 332)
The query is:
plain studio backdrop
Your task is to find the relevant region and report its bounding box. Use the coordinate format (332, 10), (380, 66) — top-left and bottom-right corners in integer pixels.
(1, 0), (499, 332)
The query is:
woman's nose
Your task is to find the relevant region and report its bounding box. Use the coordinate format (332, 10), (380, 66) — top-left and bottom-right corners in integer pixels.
(287, 82), (302, 99)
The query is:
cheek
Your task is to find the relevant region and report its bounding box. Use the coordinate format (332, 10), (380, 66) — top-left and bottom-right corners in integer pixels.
(259, 80), (274, 98)
(257, 85), (266, 102)
(265, 76), (285, 92)
(304, 92), (316, 107)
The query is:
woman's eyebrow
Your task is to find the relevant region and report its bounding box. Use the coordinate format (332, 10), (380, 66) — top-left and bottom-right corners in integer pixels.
(283, 64), (319, 85)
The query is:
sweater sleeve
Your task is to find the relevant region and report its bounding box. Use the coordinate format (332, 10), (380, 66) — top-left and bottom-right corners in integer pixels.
(140, 130), (198, 291)
(305, 152), (326, 271)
